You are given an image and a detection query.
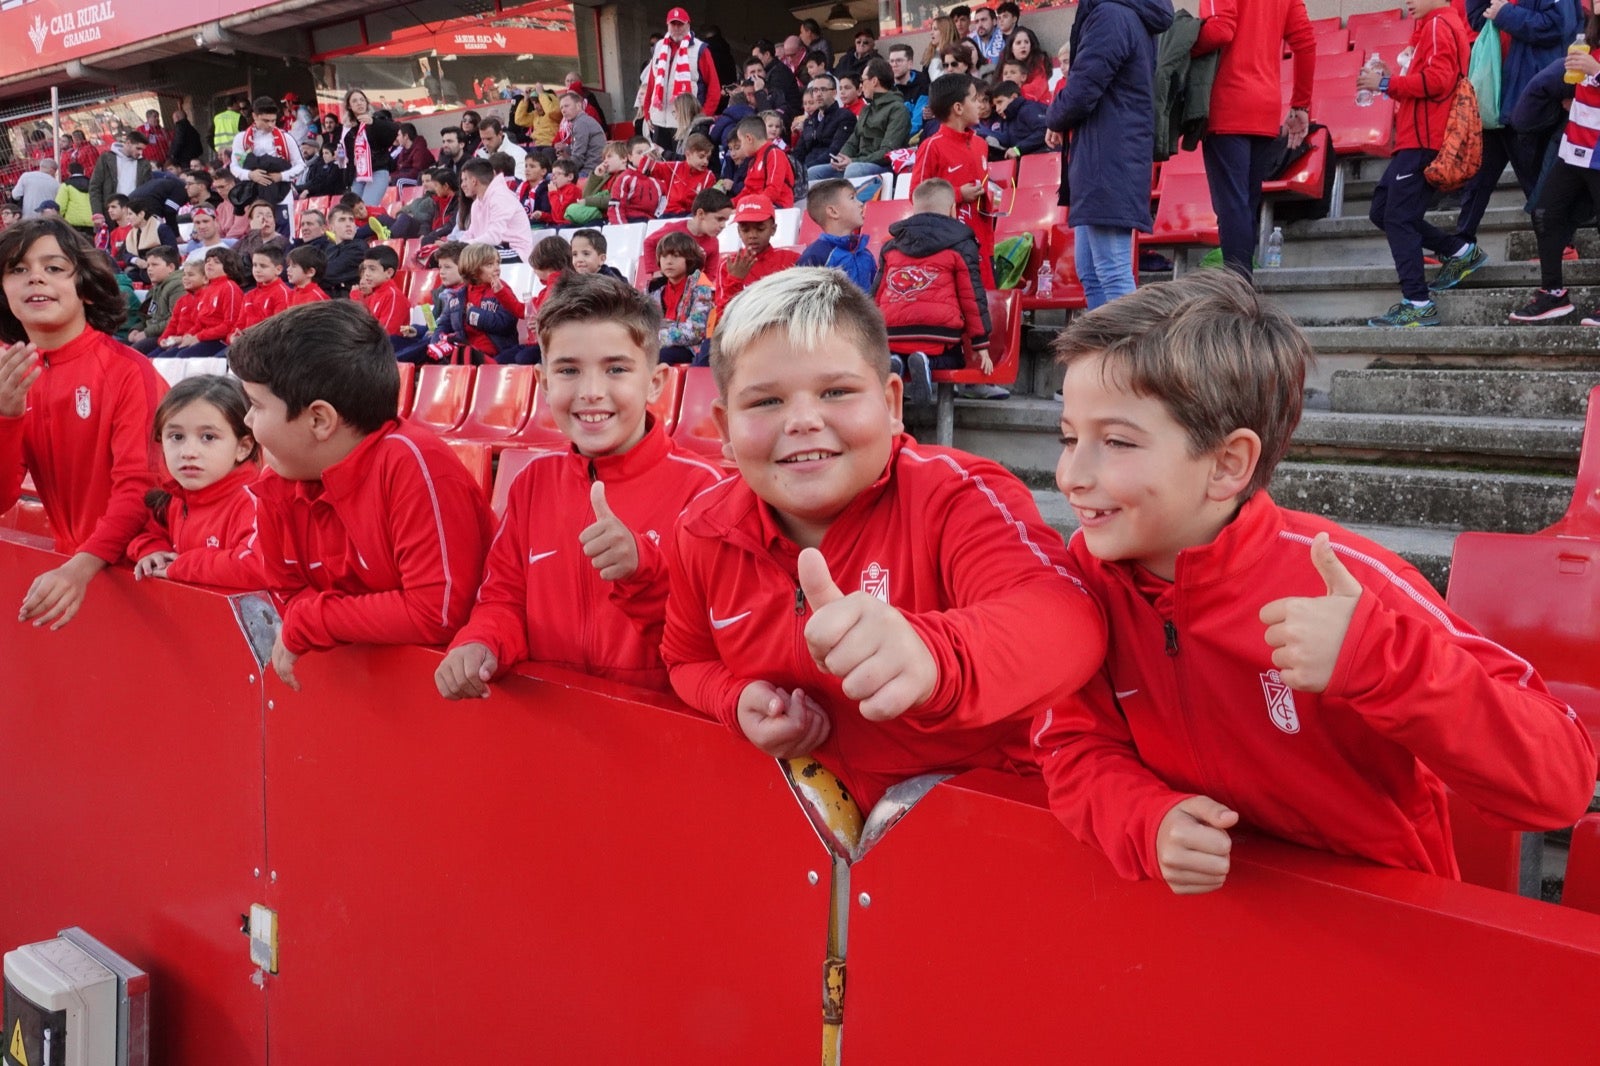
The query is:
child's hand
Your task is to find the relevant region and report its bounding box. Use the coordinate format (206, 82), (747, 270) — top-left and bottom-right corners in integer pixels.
(579, 481), (639, 581)
(1355, 66), (1385, 91)
(737, 681), (832, 758)
(0, 341), (42, 419)
(959, 180), (982, 203)
(400, 325), (418, 338)
(435, 642), (498, 700)
(180, 334), (199, 346)
(978, 351), (994, 375)
(1258, 532), (1363, 694)
(270, 630), (302, 692)
(797, 547), (937, 722)
(1156, 796), (1239, 894)
(1567, 50), (1600, 79)
(727, 248), (756, 279)
(19, 555), (99, 630)
(128, 329), (146, 343)
(134, 551), (177, 580)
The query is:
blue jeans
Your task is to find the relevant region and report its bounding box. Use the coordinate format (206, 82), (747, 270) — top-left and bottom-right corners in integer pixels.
(352, 169), (391, 207)
(806, 161), (890, 182)
(1074, 225), (1135, 309)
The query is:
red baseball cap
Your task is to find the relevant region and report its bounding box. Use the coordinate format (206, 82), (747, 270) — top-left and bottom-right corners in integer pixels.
(732, 194), (775, 223)
(666, 7), (690, 24)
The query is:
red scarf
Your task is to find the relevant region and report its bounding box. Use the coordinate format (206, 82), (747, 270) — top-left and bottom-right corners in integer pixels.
(354, 125), (373, 182)
(648, 34), (699, 115)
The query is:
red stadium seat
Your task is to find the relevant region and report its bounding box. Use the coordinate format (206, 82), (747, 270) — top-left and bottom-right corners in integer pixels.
(671, 366), (728, 460)
(1350, 12), (1415, 57)
(1347, 8), (1405, 31)
(490, 447), (544, 519)
(987, 158), (1016, 186)
(489, 383), (567, 452)
(396, 185), (424, 205)
(1446, 789), (1526, 895)
(1028, 221), (1088, 312)
(408, 364), (475, 434)
(1309, 15), (1343, 36)
(930, 290), (1022, 447)
(651, 364), (686, 435)
(862, 199), (915, 250)
(1561, 813), (1600, 916)
(1261, 126), (1333, 200)
(446, 440), (493, 494)
(1015, 151), (1058, 188)
(378, 186), (401, 214)
(1313, 28), (1352, 55)
(445, 364), (537, 443)
(380, 239), (408, 260)
(0, 499), (51, 542)
(397, 362), (416, 417)
(1146, 147), (1219, 248)
(608, 122), (636, 139)
(1446, 532), (1600, 753)
(995, 185), (1071, 307)
(1544, 385), (1600, 536)
(1314, 77), (1396, 157)
(1301, 49), (1361, 83)
(797, 211), (823, 247)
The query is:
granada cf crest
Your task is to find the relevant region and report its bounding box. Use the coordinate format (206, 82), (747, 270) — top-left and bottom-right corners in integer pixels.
(1259, 669), (1301, 735)
(859, 562), (890, 603)
(74, 386), (91, 420)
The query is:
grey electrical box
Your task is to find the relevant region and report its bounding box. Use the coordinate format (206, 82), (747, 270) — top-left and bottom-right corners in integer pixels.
(2, 928), (148, 1066)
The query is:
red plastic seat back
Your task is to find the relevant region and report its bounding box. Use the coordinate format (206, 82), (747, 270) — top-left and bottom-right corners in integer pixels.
(671, 366), (727, 458)
(1446, 789), (1523, 894)
(1547, 385), (1600, 536)
(409, 364), (474, 433)
(491, 447), (543, 519)
(797, 211), (823, 247)
(1313, 77), (1396, 156)
(446, 440), (492, 495)
(651, 364), (685, 434)
(1562, 813), (1600, 916)
(453, 364), (537, 439)
(397, 362), (416, 417)
(1147, 152), (1219, 246)
(863, 198), (915, 251)
(1015, 152), (1058, 188)
(1262, 127), (1332, 199)
(931, 290), (1021, 385)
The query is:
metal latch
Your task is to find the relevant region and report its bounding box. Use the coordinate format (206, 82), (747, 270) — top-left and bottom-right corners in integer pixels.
(246, 904), (278, 974)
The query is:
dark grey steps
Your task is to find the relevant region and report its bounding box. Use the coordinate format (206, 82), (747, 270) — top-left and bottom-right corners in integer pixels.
(1301, 325), (1600, 366)
(1267, 461), (1570, 534)
(1289, 411), (1581, 471)
(1330, 367), (1600, 419)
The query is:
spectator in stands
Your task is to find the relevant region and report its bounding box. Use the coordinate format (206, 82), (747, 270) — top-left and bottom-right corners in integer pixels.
(923, 16), (962, 80)
(229, 301), (493, 690)
(233, 246), (290, 336)
(320, 206), (369, 299)
(798, 178), (874, 291)
(127, 245), (184, 353)
(210, 173), (251, 240)
(715, 194), (800, 310)
(661, 266), (1097, 809)
(640, 133), (718, 217)
(1003, 27), (1054, 104)
(475, 117), (527, 171)
(446, 242), (526, 364)
(731, 116), (797, 209)
(576, 141), (665, 224)
(520, 153), (554, 225)
(1045, 0), (1171, 310)
(454, 158), (534, 262)
(394, 242), (462, 363)
(564, 73), (610, 129)
(89, 132), (152, 221)
(700, 23), (740, 87)
(212, 97), (249, 161)
(0, 203), (17, 231)
(236, 201), (291, 270)
(168, 246), (246, 359)
(438, 273), (720, 698)
(795, 76), (859, 173)
(418, 169), (463, 246)
(53, 165), (93, 238)
(1041, 268), (1595, 893)
(950, 5), (973, 39)
(13, 159), (58, 219)
(996, 1), (1021, 35)
(971, 6), (1007, 68)
(384, 169), (440, 240)
(514, 83), (562, 148)
(352, 245), (409, 340)
(647, 231), (717, 365)
(435, 127), (466, 176)
(838, 73), (867, 117)
(570, 229), (628, 282)
(299, 143), (345, 198)
(810, 59), (910, 182)
(559, 92), (607, 177)
(292, 210), (330, 253)
(835, 29), (881, 82)
(121, 198), (176, 280)
(642, 187), (734, 283)
(169, 110), (203, 169)
(887, 44), (930, 136)
(285, 246), (331, 306)
(1193, 0), (1315, 279)
(0, 219), (167, 629)
(340, 93), (398, 208)
(873, 179), (992, 405)
(754, 38), (807, 119)
(181, 207), (234, 265)
(912, 74), (996, 286)
(640, 9), (724, 155)
(987, 80), (1048, 158)
(459, 111), (484, 158)
(1435, 0), (1575, 292)
(69, 131), (101, 176)
(799, 17), (834, 65)
(1360, 0), (1470, 327)
(156, 261), (206, 351)
(547, 159), (582, 224)
(393, 124), (437, 187)
(233, 97), (305, 232)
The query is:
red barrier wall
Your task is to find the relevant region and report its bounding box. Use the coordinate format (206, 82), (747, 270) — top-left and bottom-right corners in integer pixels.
(844, 770), (1600, 1063)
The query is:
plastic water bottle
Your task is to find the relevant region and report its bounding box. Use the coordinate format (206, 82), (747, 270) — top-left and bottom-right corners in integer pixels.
(1355, 52), (1382, 107)
(1265, 226), (1284, 269)
(1036, 259), (1055, 299)
(1566, 32), (1591, 85)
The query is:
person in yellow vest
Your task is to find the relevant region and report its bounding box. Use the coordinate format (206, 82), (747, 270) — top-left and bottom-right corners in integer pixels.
(211, 97), (248, 160)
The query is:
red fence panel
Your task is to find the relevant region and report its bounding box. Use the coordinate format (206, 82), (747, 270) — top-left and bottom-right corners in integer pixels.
(260, 653), (830, 1064)
(0, 536), (268, 1066)
(843, 770), (1600, 1063)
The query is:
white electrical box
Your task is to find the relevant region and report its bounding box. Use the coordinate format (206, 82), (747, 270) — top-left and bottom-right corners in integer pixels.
(2, 928), (148, 1066)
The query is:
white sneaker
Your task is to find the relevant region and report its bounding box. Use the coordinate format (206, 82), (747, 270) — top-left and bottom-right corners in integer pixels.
(956, 383), (1010, 400)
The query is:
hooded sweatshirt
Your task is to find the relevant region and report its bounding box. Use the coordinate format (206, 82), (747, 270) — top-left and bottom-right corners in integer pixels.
(873, 213), (991, 359)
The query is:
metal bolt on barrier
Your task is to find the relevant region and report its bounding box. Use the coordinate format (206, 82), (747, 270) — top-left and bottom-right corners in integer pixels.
(857, 893), (871, 908)
(808, 871), (819, 885)
(253, 868), (260, 878)
(270, 871), (277, 882)
(266, 700), (275, 711)
(247, 674), (256, 684)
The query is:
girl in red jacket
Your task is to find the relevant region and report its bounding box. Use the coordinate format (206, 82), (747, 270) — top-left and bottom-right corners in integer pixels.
(157, 260), (207, 351)
(129, 374), (263, 591)
(170, 247), (246, 359)
(0, 218), (168, 631)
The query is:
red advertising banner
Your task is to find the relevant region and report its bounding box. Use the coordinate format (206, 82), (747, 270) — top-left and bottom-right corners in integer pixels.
(0, 0), (279, 73)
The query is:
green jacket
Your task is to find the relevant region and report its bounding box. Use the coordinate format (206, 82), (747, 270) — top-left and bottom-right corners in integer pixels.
(1152, 10), (1219, 160)
(840, 89), (911, 168)
(212, 109), (242, 154)
(141, 272), (185, 337)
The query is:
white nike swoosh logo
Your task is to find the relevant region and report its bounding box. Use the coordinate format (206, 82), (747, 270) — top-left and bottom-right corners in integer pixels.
(1114, 689), (1140, 699)
(947, 165), (962, 173)
(528, 550), (557, 564)
(1396, 173), (1414, 181)
(709, 610), (752, 630)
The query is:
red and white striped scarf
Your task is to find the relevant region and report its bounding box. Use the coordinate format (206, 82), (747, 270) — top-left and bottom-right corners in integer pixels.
(1561, 75), (1600, 171)
(648, 34), (698, 115)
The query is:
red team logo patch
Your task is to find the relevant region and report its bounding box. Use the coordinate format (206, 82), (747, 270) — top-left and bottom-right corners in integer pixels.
(1260, 669), (1301, 734)
(884, 266), (936, 302)
(74, 386), (91, 420)
(859, 562), (890, 603)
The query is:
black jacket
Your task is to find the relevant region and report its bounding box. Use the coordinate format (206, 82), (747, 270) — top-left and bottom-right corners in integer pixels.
(764, 58), (806, 120)
(169, 119), (204, 168)
(321, 238), (368, 298)
(796, 103), (858, 168)
(342, 118), (400, 182)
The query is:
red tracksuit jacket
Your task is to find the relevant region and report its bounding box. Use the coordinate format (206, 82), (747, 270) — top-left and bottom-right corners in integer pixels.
(1194, 0), (1316, 137)
(547, 182), (581, 225)
(910, 124), (996, 286)
(237, 279), (290, 332)
(663, 435), (1106, 809)
(191, 276), (245, 342)
(287, 283), (330, 307)
(740, 140), (796, 209)
(353, 278), (408, 334)
(160, 291), (200, 343)
(1033, 493), (1597, 882)
(642, 221), (722, 284)
(0, 328), (167, 562)
(643, 159), (718, 217)
(1388, 6), (1469, 152)
(452, 421), (724, 691)
(714, 244), (800, 310)
(605, 167), (664, 224)
(125, 464), (264, 590)
(251, 419), (494, 655)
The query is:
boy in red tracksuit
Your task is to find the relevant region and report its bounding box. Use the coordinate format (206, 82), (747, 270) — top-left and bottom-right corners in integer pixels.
(1041, 270), (1595, 894)
(545, 160), (581, 225)
(285, 246), (331, 307)
(435, 274), (723, 698)
(661, 267), (1105, 810)
(642, 133), (719, 218)
(579, 142), (664, 224)
(714, 195), (800, 312)
(234, 247), (290, 336)
(732, 116), (796, 209)
(1357, 0), (1472, 327)
(352, 246), (410, 336)
(171, 246), (245, 358)
(641, 188), (734, 285)
(910, 73), (996, 287)
(158, 261), (206, 350)
(228, 301), (493, 691)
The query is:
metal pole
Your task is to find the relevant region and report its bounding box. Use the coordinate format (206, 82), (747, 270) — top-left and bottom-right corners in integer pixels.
(50, 86), (60, 172)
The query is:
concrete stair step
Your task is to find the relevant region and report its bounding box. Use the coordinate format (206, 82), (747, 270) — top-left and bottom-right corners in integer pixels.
(1267, 461), (1570, 534)
(1330, 367), (1600, 419)
(1030, 488), (1458, 592)
(1280, 206), (1529, 268)
(1258, 259), (1600, 293)
(1281, 285), (1600, 328)
(1302, 325), (1600, 365)
(1339, 170), (1523, 208)
(1290, 410), (1581, 470)
(1505, 229), (1600, 262)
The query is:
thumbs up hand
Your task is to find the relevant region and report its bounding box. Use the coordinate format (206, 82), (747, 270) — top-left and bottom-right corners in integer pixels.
(579, 481), (640, 581)
(1258, 532), (1365, 694)
(797, 547), (938, 722)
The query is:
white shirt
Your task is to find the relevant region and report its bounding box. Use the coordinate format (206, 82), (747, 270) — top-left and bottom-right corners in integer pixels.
(475, 138), (527, 169)
(229, 126), (307, 205)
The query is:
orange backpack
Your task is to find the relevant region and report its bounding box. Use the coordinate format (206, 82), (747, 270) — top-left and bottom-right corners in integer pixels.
(1424, 77), (1484, 192)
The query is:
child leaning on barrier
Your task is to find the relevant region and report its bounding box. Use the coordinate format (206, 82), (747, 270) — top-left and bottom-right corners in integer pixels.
(660, 267), (1105, 810)
(436, 274), (723, 698)
(1037, 268), (1596, 895)
(229, 300), (493, 691)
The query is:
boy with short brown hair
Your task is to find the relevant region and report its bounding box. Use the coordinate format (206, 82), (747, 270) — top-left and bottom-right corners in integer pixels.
(661, 267), (1104, 809)
(1039, 268), (1595, 893)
